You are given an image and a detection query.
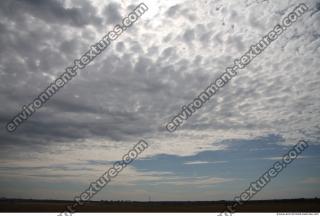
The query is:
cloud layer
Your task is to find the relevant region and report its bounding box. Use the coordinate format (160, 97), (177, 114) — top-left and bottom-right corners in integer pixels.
(0, 0), (319, 200)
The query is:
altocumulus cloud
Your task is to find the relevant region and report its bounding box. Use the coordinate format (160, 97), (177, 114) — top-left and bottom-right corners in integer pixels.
(0, 0), (319, 201)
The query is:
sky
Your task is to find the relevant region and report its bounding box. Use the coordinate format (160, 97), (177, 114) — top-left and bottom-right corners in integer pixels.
(0, 0), (319, 201)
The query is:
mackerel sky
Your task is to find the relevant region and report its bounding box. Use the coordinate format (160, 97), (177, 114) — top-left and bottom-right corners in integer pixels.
(0, 0), (319, 201)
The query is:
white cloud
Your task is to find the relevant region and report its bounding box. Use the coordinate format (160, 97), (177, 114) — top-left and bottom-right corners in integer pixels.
(184, 160), (226, 165)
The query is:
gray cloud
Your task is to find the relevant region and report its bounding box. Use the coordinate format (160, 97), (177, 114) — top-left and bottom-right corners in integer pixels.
(0, 0), (319, 200)
(0, 0), (102, 27)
